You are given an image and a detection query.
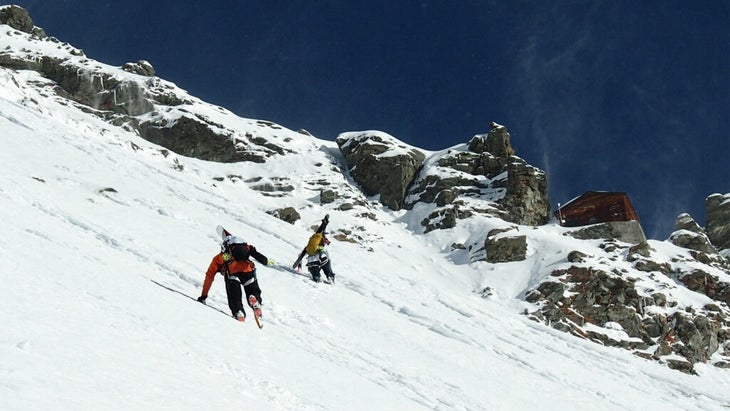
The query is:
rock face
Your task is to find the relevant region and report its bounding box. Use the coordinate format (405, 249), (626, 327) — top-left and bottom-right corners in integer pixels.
(336, 131), (425, 210)
(2, 6), (551, 229)
(0, 5), (44, 37)
(0, 6), (288, 164)
(501, 159), (550, 226)
(407, 123), (550, 232)
(525, 240), (730, 373)
(472, 124), (549, 226)
(138, 117), (281, 163)
(334, 123), (548, 231)
(706, 193), (730, 252)
(468, 124), (515, 158)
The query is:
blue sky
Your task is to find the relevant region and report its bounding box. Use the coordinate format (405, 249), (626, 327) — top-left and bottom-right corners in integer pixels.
(9, 0), (729, 239)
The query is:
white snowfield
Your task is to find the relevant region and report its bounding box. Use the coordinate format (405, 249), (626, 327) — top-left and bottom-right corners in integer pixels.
(1, 28), (729, 411)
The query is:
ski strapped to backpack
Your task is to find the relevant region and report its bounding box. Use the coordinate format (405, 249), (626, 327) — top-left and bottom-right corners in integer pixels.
(292, 214), (329, 270)
(217, 225), (253, 262)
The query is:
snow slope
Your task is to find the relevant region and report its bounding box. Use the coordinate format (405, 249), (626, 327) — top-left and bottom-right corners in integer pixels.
(1, 35), (729, 411)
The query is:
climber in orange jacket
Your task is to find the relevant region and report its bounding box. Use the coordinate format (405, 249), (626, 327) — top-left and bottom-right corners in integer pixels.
(197, 235), (272, 322)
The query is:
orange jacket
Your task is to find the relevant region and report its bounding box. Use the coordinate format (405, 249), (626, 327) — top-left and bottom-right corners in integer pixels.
(201, 245), (268, 297)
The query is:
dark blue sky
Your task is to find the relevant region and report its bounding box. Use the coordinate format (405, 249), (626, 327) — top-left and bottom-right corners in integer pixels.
(10, 0), (730, 239)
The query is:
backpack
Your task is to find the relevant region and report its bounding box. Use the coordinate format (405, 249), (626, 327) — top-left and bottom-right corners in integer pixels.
(226, 240), (250, 261)
(305, 233), (323, 256)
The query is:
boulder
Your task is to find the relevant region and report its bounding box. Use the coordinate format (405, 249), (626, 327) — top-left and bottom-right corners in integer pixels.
(567, 250), (589, 263)
(267, 207), (300, 224)
(122, 60), (155, 77)
(674, 213), (704, 234)
(485, 227), (527, 263)
(408, 174), (489, 205)
(471, 124), (550, 226)
(670, 229), (717, 254)
(33, 57), (153, 115)
(336, 131), (425, 210)
(320, 189), (337, 204)
(670, 213), (716, 254)
(114, 81), (156, 115)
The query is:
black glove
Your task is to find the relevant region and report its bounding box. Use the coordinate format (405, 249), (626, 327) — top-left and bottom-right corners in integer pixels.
(197, 295), (207, 304)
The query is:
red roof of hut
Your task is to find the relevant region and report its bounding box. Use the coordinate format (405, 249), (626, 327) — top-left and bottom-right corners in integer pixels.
(555, 191), (639, 227)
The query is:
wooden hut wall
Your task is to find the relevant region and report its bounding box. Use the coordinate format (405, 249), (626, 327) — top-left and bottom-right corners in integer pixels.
(557, 192), (639, 227)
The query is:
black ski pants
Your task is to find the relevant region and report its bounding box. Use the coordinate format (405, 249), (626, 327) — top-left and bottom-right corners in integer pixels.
(308, 260), (334, 282)
(224, 270), (262, 316)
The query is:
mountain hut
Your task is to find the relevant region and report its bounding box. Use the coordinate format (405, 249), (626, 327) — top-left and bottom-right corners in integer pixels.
(555, 191), (639, 227)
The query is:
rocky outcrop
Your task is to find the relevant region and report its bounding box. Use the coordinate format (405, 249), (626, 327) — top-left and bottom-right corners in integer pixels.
(706, 193), (730, 252)
(0, 6), (289, 164)
(468, 124), (515, 158)
(500, 159), (550, 226)
(485, 227), (527, 263)
(678, 270), (730, 305)
(420, 206), (477, 232)
(471, 124), (550, 226)
(267, 207), (300, 224)
(669, 213), (717, 254)
(123, 60), (155, 77)
(4, 6), (553, 221)
(408, 123), (550, 232)
(526, 264), (730, 373)
(336, 131), (425, 210)
(138, 116), (277, 163)
(0, 48), (154, 118)
(675, 212), (705, 234)
(0, 5), (45, 37)
(525, 237), (730, 373)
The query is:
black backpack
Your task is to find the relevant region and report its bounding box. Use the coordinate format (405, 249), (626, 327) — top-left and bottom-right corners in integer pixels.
(228, 242), (250, 261)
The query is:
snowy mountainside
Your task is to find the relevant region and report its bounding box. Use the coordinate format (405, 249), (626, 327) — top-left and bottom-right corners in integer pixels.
(3, 66), (729, 411)
(2, 8), (730, 410)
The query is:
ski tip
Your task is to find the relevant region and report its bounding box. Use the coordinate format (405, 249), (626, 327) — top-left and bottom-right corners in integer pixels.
(216, 225), (231, 239)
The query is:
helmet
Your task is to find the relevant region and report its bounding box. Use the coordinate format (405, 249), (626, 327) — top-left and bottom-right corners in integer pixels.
(222, 235), (246, 247)
(227, 236), (246, 245)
